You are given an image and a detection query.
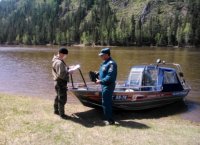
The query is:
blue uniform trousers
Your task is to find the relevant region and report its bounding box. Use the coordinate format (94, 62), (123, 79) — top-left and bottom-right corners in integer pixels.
(101, 84), (115, 120)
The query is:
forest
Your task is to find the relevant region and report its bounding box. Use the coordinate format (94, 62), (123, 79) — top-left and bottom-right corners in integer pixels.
(0, 0), (199, 47)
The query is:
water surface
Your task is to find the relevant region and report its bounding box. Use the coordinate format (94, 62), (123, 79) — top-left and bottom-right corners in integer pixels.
(0, 46), (199, 121)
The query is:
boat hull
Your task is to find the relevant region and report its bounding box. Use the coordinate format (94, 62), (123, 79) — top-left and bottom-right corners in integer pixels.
(71, 89), (189, 110)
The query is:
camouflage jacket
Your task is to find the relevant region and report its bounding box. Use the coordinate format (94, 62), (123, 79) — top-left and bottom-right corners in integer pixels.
(52, 55), (69, 82)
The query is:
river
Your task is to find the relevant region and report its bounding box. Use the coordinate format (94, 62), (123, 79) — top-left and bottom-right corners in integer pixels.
(0, 46), (200, 122)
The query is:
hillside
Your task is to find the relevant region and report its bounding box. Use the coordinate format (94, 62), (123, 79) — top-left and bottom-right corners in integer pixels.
(0, 0), (199, 47)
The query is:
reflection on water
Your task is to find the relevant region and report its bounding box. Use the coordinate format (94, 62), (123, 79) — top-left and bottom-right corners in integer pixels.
(0, 46), (200, 121)
(0, 47), (55, 100)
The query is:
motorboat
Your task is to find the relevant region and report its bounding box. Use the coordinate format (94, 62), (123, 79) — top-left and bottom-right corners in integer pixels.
(68, 59), (191, 110)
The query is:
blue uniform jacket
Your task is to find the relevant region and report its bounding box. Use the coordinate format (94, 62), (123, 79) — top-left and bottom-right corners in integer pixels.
(99, 57), (117, 87)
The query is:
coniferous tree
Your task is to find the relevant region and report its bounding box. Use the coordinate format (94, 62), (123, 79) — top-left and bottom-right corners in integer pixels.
(0, 0), (199, 46)
(130, 14), (136, 44)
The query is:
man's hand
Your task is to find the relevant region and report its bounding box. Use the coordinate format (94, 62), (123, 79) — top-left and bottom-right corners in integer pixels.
(95, 78), (101, 84)
(68, 70), (73, 74)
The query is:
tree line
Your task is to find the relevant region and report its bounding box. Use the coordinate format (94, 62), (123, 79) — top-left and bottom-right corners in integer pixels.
(0, 0), (199, 47)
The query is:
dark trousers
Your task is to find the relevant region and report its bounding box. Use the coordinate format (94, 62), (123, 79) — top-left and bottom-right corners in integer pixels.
(102, 85), (115, 121)
(54, 79), (67, 116)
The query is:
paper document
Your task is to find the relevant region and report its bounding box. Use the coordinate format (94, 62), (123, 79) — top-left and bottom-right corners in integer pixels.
(68, 64), (80, 72)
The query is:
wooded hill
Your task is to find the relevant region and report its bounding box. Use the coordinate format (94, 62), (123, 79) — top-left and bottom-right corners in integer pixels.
(0, 0), (199, 47)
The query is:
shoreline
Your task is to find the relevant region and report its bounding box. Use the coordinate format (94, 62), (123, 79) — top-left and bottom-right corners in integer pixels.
(0, 43), (199, 49)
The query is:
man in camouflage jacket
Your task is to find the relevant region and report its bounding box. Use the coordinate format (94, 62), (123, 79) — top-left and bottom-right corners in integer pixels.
(52, 48), (69, 119)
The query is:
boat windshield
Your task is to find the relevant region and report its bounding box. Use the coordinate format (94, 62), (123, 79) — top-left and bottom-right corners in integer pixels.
(127, 72), (142, 86)
(126, 67), (143, 86)
(142, 68), (158, 86)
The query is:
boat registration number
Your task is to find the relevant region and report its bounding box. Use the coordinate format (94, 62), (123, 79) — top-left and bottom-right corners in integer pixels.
(113, 95), (128, 101)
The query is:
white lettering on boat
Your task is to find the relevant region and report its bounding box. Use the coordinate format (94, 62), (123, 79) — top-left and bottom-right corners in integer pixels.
(113, 95), (128, 101)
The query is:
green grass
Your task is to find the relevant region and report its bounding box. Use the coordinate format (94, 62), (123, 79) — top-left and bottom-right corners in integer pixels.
(0, 93), (199, 145)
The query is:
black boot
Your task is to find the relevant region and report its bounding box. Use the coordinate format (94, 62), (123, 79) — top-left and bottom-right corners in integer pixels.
(60, 114), (69, 119)
(59, 104), (68, 119)
(54, 110), (59, 115)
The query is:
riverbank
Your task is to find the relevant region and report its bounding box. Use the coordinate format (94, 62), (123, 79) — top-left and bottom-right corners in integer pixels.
(0, 43), (199, 49)
(0, 93), (199, 145)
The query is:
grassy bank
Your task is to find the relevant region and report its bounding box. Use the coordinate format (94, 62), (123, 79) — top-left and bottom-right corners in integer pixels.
(0, 93), (199, 145)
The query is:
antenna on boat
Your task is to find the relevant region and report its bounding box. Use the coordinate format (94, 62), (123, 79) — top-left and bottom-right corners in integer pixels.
(162, 60), (166, 64)
(156, 59), (161, 64)
(156, 59), (161, 67)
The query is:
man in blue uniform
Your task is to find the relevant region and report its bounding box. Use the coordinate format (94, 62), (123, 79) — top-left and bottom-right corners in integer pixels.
(96, 48), (117, 125)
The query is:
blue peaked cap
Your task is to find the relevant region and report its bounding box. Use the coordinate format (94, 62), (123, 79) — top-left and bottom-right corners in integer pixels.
(98, 48), (110, 56)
